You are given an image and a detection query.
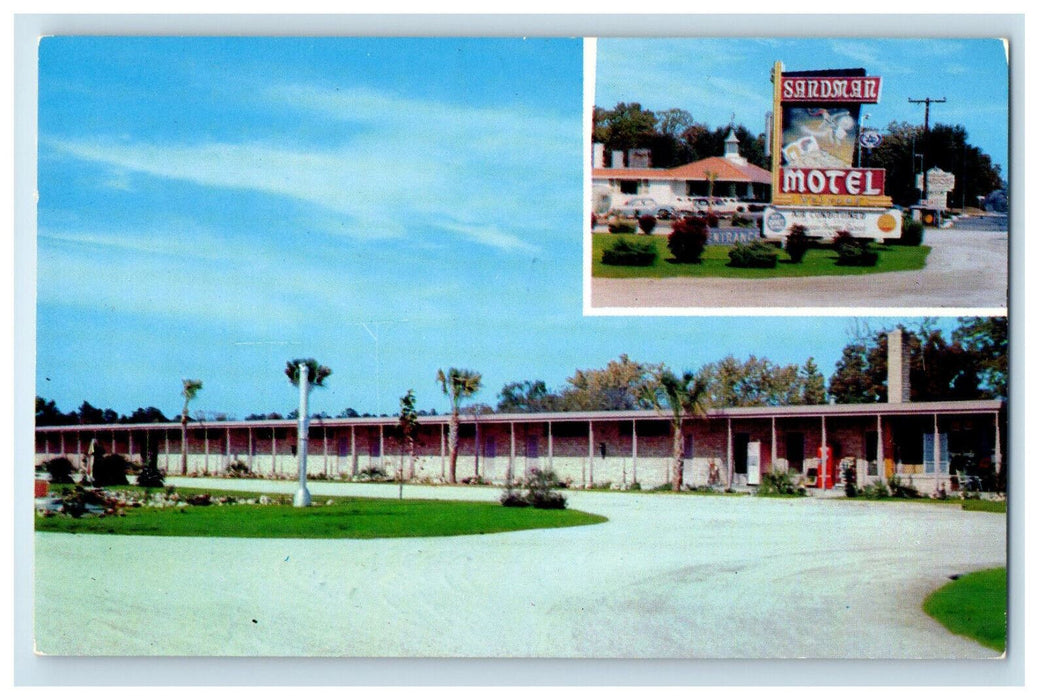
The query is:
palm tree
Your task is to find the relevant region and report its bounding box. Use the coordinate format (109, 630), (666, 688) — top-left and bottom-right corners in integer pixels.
(180, 379), (203, 475)
(285, 358), (332, 507)
(436, 368), (482, 484)
(645, 369), (708, 491)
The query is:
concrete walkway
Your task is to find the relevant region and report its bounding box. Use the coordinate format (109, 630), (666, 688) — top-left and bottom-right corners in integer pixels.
(34, 479), (1006, 658)
(590, 221), (1008, 310)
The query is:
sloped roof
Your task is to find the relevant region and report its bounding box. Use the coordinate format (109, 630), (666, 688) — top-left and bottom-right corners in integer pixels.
(594, 156), (772, 185)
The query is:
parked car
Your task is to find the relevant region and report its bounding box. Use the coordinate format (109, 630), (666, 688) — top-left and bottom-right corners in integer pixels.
(615, 197), (677, 220)
(710, 197), (741, 216)
(735, 203), (767, 222)
(667, 196), (696, 215)
(688, 197), (714, 213)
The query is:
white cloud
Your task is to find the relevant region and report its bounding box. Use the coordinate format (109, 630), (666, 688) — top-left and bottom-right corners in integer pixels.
(44, 84), (578, 256)
(437, 221), (541, 255)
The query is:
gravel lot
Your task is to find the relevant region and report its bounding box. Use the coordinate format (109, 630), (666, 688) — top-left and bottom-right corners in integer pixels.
(590, 221), (1008, 310)
(34, 480), (1006, 658)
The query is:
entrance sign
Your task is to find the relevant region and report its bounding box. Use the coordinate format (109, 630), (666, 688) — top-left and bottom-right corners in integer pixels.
(763, 205), (902, 240)
(768, 62), (895, 232)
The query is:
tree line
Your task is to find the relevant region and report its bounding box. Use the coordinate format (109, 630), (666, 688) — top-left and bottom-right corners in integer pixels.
(36, 317), (1006, 429)
(593, 102), (1004, 207)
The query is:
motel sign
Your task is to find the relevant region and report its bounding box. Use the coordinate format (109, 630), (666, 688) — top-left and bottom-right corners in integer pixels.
(765, 62), (900, 239)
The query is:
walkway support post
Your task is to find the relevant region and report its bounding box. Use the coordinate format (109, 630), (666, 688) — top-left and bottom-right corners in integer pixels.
(771, 417), (777, 472)
(933, 414), (941, 493)
(631, 419), (638, 486)
(877, 414), (884, 479)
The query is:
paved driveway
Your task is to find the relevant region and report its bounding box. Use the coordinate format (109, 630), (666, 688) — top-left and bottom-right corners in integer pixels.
(34, 480), (1006, 658)
(590, 219), (1008, 310)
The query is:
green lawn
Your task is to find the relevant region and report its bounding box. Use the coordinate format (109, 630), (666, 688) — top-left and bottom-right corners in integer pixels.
(592, 233), (930, 279)
(923, 567), (1007, 653)
(961, 499), (1007, 513)
(35, 487), (607, 539)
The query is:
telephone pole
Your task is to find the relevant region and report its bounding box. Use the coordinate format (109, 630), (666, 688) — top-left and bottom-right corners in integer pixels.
(908, 96), (947, 203)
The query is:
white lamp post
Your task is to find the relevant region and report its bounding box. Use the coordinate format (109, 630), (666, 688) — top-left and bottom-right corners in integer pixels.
(293, 361), (312, 507)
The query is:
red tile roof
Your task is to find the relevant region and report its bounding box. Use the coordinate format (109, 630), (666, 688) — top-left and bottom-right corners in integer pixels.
(594, 157), (771, 185)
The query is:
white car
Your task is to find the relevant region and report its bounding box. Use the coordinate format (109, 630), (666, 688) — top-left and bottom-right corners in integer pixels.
(667, 196), (696, 214)
(614, 197), (677, 219)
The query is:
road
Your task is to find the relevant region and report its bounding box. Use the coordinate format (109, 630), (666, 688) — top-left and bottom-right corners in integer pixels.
(590, 215), (1008, 310)
(34, 479), (1006, 658)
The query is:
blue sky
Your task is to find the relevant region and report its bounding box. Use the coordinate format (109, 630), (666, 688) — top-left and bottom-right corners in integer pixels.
(596, 37), (1010, 177)
(37, 37), (967, 420)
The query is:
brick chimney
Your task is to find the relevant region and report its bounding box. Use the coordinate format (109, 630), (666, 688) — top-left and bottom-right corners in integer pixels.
(887, 329), (911, 403)
(592, 142), (605, 168)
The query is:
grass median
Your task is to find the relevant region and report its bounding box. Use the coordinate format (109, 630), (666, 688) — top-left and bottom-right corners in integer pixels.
(592, 233), (930, 279)
(923, 567), (1007, 653)
(35, 486), (608, 539)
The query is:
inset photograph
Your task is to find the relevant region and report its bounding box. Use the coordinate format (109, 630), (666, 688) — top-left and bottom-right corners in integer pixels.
(588, 38), (1009, 312)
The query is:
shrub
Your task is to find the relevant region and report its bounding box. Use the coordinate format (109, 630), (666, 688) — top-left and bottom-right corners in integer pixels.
(860, 480), (891, 499)
(705, 213), (719, 229)
(41, 456), (76, 484)
(93, 454), (132, 487)
(500, 468), (568, 510)
(608, 218), (637, 234)
(888, 474), (922, 499)
(757, 470), (803, 496)
(499, 488), (529, 507)
(637, 214), (657, 235)
(785, 225), (812, 263)
(601, 238), (657, 266)
(843, 464), (857, 498)
(59, 485), (111, 518)
(136, 461), (165, 488)
(836, 238), (879, 267)
(186, 493), (213, 506)
(353, 466), (389, 482)
(832, 230), (855, 251)
(525, 468), (567, 509)
(667, 216), (709, 263)
(226, 459), (251, 477)
(731, 213), (754, 228)
(900, 216), (924, 246)
(727, 239), (778, 268)
(628, 481), (642, 491)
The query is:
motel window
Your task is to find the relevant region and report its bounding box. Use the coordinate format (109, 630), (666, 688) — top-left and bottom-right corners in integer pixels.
(526, 436), (539, 459)
(684, 435), (694, 460)
(551, 422), (588, 439)
(922, 433), (950, 474)
(635, 421), (670, 438)
(368, 438), (380, 458)
(619, 180), (639, 195)
(484, 436), (497, 458)
(338, 437), (349, 458)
